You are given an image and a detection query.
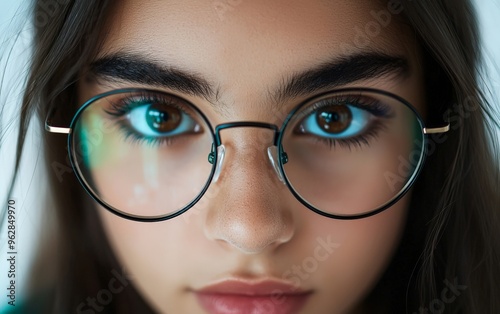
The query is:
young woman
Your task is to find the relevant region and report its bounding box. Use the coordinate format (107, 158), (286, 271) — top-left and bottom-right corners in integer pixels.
(4, 0), (500, 313)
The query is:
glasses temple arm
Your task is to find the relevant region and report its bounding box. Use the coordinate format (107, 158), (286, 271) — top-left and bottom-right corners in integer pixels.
(423, 124), (450, 134)
(45, 109), (71, 134)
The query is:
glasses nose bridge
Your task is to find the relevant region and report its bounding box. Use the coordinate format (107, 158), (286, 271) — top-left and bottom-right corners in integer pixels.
(210, 121), (286, 183)
(213, 121), (281, 147)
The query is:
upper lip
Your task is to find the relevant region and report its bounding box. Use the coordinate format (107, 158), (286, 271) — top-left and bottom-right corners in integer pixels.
(194, 278), (311, 296)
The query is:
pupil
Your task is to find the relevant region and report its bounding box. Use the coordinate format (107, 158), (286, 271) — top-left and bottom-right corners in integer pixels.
(146, 103), (181, 133)
(316, 105), (352, 134)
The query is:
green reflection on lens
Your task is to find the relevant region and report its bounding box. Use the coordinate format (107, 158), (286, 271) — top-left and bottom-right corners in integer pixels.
(79, 126), (91, 169)
(79, 112), (108, 170)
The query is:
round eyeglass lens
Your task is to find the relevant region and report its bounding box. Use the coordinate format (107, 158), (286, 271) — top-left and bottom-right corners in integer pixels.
(280, 90), (425, 217)
(71, 90), (215, 219)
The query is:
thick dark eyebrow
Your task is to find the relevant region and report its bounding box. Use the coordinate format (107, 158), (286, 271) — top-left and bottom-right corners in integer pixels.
(88, 52), (409, 106)
(89, 53), (217, 101)
(271, 53), (409, 104)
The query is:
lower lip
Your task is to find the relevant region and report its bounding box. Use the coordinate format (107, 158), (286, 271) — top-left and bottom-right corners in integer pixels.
(195, 292), (311, 314)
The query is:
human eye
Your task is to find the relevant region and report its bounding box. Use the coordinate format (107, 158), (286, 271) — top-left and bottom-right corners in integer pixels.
(293, 94), (394, 148)
(104, 92), (202, 146)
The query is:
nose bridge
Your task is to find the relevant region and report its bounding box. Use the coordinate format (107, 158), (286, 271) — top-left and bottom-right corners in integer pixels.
(203, 123), (295, 254)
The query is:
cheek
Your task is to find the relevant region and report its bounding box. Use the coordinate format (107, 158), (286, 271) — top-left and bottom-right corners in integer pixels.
(97, 207), (191, 311)
(302, 196), (408, 312)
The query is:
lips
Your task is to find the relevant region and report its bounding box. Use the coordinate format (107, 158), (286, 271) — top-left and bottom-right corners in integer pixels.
(194, 279), (312, 314)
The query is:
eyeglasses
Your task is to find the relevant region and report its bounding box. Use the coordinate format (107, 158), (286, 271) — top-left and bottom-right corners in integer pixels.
(46, 88), (449, 222)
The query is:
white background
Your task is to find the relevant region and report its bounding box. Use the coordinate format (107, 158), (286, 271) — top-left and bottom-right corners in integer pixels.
(0, 0), (499, 305)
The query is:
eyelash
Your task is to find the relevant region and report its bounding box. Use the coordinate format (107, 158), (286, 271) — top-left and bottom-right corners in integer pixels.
(299, 95), (393, 149)
(312, 121), (386, 149)
(104, 92), (191, 147)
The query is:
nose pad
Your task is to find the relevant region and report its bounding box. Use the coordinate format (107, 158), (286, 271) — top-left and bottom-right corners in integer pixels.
(210, 145), (287, 184)
(212, 145), (226, 183)
(267, 146), (286, 184)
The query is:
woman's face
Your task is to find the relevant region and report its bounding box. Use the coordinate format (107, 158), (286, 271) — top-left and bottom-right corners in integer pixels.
(79, 0), (424, 313)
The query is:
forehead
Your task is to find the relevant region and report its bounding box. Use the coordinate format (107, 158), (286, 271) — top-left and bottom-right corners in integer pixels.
(100, 0), (413, 67)
(94, 0), (420, 117)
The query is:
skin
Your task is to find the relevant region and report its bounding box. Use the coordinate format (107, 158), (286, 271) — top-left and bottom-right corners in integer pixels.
(78, 0), (425, 313)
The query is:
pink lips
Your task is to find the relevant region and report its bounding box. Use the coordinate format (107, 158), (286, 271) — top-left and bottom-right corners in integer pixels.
(194, 280), (312, 314)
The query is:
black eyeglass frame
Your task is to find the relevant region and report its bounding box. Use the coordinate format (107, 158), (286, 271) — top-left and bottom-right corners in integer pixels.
(45, 87), (450, 222)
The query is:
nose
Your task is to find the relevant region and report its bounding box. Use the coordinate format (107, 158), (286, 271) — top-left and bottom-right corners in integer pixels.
(203, 129), (295, 254)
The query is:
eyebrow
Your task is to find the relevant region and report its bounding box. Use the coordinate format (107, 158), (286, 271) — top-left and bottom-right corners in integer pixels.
(272, 53), (409, 104)
(89, 53), (217, 101)
(88, 52), (409, 105)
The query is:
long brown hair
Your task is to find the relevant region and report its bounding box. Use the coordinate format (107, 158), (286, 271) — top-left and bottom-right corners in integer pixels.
(4, 0), (500, 313)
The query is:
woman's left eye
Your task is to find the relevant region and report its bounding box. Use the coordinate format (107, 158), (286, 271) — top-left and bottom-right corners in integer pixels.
(127, 102), (199, 137)
(296, 104), (371, 139)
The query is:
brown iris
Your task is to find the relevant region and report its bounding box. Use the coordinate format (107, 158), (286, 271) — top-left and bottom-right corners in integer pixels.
(146, 103), (181, 133)
(315, 105), (353, 134)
